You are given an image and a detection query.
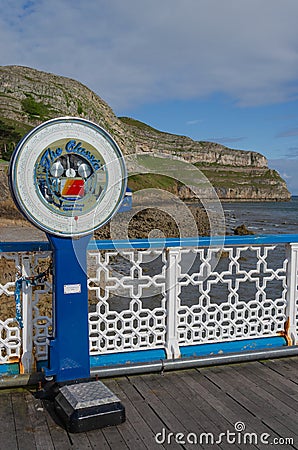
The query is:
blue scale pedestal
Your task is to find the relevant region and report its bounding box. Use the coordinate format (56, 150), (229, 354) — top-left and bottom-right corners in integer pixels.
(42, 234), (125, 432)
(44, 234), (91, 382)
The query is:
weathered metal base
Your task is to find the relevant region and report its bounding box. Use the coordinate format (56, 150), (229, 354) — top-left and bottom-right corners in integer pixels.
(54, 380), (125, 433)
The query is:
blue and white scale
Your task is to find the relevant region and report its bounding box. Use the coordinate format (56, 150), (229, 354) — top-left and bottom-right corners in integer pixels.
(9, 117), (127, 431)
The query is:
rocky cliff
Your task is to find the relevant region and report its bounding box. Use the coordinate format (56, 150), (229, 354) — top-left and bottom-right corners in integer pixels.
(0, 65), (134, 156)
(120, 117), (268, 168)
(0, 65), (291, 201)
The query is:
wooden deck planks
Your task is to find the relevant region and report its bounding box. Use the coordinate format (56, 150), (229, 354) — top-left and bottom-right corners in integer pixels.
(42, 399), (74, 450)
(141, 371), (227, 450)
(232, 363), (298, 445)
(246, 360), (298, 400)
(129, 375), (190, 432)
(201, 363), (296, 446)
(135, 372), (222, 450)
(0, 391), (18, 450)
(231, 363), (298, 420)
(168, 370), (244, 450)
(25, 393), (54, 450)
(235, 363), (298, 414)
(0, 357), (297, 449)
(178, 368), (264, 448)
(263, 358), (298, 384)
(106, 377), (168, 450)
(11, 391), (37, 450)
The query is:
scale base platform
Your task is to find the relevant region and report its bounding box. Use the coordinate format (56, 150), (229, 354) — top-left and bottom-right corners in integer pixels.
(54, 380), (125, 433)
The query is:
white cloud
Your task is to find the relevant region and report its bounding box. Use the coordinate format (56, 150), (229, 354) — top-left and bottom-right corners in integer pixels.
(276, 128), (298, 138)
(282, 173), (292, 179)
(186, 119), (202, 126)
(207, 137), (246, 144)
(2, 0), (298, 110)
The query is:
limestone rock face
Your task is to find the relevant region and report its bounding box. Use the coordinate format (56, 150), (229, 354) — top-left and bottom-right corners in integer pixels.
(0, 65), (291, 201)
(125, 118), (267, 168)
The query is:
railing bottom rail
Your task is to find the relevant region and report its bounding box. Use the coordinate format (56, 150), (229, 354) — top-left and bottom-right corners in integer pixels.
(94, 345), (298, 377)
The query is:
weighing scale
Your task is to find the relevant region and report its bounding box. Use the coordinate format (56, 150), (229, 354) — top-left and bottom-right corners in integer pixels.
(9, 117), (127, 432)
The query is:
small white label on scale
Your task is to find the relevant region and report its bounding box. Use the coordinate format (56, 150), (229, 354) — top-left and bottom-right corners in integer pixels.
(64, 284), (81, 294)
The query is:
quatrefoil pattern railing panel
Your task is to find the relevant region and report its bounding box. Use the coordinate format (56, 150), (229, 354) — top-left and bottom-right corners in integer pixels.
(0, 318), (20, 363)
(0, 253), (21, 363)
(176, 245), (288, 345)
(87, 249), (167, 354)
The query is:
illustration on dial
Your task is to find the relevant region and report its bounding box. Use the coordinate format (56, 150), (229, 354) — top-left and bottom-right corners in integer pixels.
(34, 139), (107, 216)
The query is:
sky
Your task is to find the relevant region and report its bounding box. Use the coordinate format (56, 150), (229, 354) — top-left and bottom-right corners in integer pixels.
(1, 0), (298, 193)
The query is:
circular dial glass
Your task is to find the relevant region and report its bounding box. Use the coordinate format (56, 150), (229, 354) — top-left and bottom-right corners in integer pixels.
(9, 117), (127, 237)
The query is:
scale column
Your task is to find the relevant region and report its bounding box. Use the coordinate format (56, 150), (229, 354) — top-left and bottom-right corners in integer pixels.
(45, 234), (92, 382)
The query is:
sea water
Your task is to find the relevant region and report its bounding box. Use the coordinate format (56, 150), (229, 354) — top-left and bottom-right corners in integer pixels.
(223, 196), (298, 235)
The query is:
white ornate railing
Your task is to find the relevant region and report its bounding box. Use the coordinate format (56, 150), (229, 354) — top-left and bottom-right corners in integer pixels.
(0, 235), (297, 376)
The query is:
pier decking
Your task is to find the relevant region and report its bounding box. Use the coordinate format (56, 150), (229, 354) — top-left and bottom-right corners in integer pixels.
(1, 356), (298, 450)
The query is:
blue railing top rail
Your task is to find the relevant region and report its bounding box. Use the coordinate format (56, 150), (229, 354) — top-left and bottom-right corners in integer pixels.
(1, 234), (298, 253)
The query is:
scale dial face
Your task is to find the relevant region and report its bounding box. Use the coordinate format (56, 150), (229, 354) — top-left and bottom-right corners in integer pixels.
(9, 117), (127, 237)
